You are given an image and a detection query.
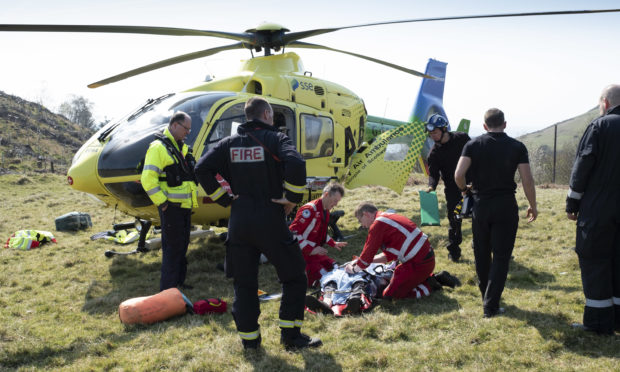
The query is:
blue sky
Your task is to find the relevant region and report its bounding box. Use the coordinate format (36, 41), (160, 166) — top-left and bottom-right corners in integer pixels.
(1, 0), (619, 137)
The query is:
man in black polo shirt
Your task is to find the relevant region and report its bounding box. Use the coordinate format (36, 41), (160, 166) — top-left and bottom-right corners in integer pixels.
(425, 113), (471, 262)
(454, 108), (537, 318)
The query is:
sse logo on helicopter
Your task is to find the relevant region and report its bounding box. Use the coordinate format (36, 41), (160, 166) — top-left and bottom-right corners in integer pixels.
(291, 79), (314, 91)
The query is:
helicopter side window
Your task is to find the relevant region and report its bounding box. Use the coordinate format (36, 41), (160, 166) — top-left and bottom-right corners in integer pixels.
(272, 105), (296, 148)
(300, 114), (334, 159)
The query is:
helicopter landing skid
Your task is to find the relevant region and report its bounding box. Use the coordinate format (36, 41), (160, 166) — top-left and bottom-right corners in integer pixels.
(104, 219), (152, 258)
(104, 245), (150, 257)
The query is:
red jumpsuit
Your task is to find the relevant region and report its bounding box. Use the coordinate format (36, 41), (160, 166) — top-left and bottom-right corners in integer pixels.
(356, 211), (435, 299)
(289, 198), (337, 286)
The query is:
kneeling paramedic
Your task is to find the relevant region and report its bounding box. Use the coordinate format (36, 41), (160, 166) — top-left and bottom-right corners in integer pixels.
(141, 111), (198, 291)
(289, 182), (348, 287)
(345, 202), (442, 299)
(195, 97), (321, 350)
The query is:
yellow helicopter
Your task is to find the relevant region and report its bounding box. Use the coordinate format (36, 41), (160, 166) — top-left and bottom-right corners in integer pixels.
(2, 9), (618, 255)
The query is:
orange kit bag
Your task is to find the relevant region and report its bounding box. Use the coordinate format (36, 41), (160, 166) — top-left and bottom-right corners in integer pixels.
(119, 288), (187, 325)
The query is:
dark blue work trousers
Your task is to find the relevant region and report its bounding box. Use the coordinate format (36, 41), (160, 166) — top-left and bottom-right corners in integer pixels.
(158, 204), (191, 291)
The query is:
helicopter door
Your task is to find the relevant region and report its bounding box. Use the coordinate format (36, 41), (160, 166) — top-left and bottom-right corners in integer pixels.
(299, 114), (342, 177)
(200, 102), (296, 156)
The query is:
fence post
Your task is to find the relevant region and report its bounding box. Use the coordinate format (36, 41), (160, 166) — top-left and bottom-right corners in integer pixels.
(553, 124), (557, 184)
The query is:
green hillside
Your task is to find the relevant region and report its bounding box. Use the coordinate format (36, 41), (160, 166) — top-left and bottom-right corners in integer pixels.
(0, 91), (94, 173)
(518, 107), (598, 151)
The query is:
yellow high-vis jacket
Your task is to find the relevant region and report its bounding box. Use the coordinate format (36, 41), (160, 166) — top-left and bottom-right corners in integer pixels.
(141, 128), (198, 209)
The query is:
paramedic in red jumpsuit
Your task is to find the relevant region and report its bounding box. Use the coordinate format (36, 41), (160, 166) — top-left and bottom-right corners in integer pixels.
(289, 182), (348, 287)
(345, 202), (437, 299)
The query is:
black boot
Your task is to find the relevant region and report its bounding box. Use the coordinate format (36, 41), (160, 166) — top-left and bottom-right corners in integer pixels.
(435, 271), (461, 288)
(426, 276), (443, 291)
(242, 334), (262, 350)
(281, 328), (322, 351)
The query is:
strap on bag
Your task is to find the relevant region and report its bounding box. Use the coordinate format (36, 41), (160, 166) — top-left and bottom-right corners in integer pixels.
(246, 132), (281, 162)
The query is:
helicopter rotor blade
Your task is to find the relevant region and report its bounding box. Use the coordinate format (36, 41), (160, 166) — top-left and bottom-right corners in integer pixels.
(88, 42), (247, 88)
(283, 8), (620, 44)
(0, 24), (254, 43)
(287, 41), (440, 80)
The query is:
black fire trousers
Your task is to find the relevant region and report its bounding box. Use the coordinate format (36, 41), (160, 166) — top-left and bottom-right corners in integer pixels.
(228, 197), (307, 336)
(471, 194), (519, 312)
(158, 204), (191, 291)
(576, 215), (620, 333)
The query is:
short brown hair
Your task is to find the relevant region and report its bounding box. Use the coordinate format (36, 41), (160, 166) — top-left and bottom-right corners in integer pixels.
(245, 97), (272, 121)
(323, 182), (345, 197)
(354, 202), (378, 219)
(484, 108), (505, 128)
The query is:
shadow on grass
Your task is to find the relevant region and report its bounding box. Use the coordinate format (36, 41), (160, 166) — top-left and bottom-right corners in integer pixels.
(507, 259), (582, 292)
(242, 347), (343, 372)
(82, 236), (232, 315)
(373, 289), (461, 317)
(1, 331), (138, 369)
(501, 305), (620, 358)
(2, 312), (239, 369)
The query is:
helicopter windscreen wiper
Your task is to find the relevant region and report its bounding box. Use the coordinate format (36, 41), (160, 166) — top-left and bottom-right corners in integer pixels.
(97, 122), (121, 143)
(126, 93), (176, 122)
(98, 93), (176, 143)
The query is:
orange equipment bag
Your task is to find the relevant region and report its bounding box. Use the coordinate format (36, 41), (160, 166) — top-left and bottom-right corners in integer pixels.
(119, 288), (187, 325)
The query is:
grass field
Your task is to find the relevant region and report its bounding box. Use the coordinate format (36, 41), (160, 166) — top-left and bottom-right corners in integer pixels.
(1, 173), (619, 371)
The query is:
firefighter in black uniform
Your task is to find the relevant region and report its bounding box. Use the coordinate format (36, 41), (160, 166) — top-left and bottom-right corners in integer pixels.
(455, 108), (537, 318)
(567, 84), (620, 335)
(195, 97), (322, 350)
(425, 113), (470, 262)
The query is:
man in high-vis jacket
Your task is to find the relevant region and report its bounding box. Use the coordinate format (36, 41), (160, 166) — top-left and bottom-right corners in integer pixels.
(345, 202), (457, 299)
(141, 111), (198, 291)
(194, 97), (321, 351)
(289, 182), (348, 287)
(567, 84), (620, 335)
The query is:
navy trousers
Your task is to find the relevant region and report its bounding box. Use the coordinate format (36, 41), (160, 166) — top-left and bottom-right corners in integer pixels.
(158, 204), (191, 291)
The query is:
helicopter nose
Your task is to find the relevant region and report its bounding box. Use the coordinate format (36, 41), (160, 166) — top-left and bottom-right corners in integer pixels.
(67, 141), (109, 196)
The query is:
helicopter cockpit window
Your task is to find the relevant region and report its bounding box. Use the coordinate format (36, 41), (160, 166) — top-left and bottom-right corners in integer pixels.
(300, 114), (334, 159)
(97, 92), (234, 178)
